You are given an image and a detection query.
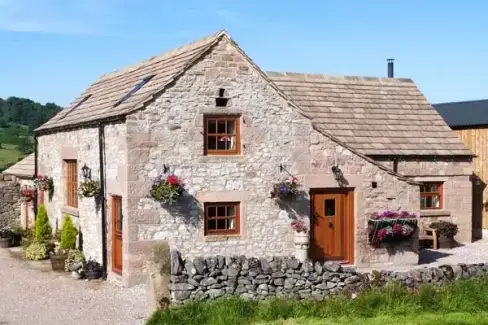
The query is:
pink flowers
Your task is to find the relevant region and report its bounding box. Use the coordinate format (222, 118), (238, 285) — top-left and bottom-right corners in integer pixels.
(367, 210), (418, 245)
(150, 174), (184, 205)
(291, 219), (308, 233)
(167, 175), (180, 185)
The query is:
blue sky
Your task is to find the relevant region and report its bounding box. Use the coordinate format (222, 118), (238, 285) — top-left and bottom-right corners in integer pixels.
(0, 0), (487, 107)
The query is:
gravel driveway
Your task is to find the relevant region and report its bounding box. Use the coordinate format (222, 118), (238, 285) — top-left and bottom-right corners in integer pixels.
(0, 248), (147, 325)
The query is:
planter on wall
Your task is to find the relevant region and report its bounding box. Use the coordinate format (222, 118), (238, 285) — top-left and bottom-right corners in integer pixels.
(293, 231), (309, 262)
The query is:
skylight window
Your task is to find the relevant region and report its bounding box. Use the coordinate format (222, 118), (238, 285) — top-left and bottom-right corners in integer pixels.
(114, 75), (155, 107)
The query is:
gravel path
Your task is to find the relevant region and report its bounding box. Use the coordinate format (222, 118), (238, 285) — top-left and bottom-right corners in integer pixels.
(0, 248), (147, 325)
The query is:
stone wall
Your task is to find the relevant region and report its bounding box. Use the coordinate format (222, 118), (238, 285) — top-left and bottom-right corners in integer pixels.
(37, 122), (127, 267)
(126, 36), (420, 277)
(0, 182), (21, 228)
(169, 251), (488, 303)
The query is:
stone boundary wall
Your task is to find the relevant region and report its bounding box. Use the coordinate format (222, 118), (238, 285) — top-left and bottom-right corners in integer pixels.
(0, 182), (20, 228)
(169, 251), (488, 302)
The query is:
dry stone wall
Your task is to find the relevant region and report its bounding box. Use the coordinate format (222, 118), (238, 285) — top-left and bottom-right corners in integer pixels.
(169, 251), (488, 303)
(0, 182), (21, 228)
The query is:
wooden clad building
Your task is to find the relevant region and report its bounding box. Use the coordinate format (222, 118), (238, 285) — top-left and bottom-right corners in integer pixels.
(435, 99), (488, 237)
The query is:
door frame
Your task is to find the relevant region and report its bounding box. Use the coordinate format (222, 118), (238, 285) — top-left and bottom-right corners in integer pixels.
(309, 188), (355, 264)
(111, 195), (123, 274)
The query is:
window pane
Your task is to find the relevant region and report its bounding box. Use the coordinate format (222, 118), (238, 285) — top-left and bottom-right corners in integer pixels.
(227, 206), (235, 216)
(207, 136), (217, 150)
(217, 206), (226, 216)
(217, 137), (227, 150)
(207, 206), (216, 217)
(420, 196), (426, 209)
(217, 120), (226, 133)
(325, 199), (335, 216)
(217, 219), (226, 229)
(420, 185), (426, 193)
(208, 219), (216, 230)
(207, 120), (217, 134)
(227, 120), (235, 134)
(426, 196), (433, 208)
(432, 195), (440, 208)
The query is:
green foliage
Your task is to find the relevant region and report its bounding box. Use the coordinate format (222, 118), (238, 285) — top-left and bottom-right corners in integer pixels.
(60, 215), (78, 250)
(65, 249), (85, 272)
(430, 221), (459, 238)
(35, 204), (52, 243)
(147, 276), (488, 325)
(21, 228), (34, 248)
(24, 242), (48, 260)
(78, 179), (100, 198)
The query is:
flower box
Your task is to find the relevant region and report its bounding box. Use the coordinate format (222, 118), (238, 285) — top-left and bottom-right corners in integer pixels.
(367, 210), (418, 246)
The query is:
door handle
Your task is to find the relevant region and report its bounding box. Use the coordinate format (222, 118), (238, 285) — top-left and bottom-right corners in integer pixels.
(329, 222), (334, 229)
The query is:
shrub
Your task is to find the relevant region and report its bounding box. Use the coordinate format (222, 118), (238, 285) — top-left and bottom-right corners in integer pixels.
(65, 249), (85, 272)
(21, 228), (34, 248)
(24, 242), (48, 260)
(430, 221), (459, 238)
(35, 204), (52, 243)
(60, 215), (78, 250)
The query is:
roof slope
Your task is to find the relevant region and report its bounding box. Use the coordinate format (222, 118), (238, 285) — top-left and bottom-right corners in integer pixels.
(36, 30), (227, 132)
(434, 99), (488, 128)
(2, 153), (34, 178)
(267, 72), (472, 156)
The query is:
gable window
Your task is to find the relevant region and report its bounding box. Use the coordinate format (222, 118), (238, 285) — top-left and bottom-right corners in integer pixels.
(420, 182), (443, 209)
(204, 115), (240, 155)
(64, 160), (78, 208)
(204, 202), (240, 235)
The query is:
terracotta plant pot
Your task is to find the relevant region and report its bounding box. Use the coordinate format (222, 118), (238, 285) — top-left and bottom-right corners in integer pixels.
(50, 254), (68, 272)
(0, 237), (10, 248)
(438, 235), (455, 249)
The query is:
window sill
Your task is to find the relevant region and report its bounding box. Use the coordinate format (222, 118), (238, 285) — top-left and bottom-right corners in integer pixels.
(199, 155), (245, 163)
(204, 234), (241, 242)
(420, 210), (451, 217)
(62, 206), (79, 217)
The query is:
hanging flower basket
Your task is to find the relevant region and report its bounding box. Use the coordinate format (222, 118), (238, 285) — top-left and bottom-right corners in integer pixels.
(367, 210), (418, 246)
(150, 174), (184, 205)
(33, 174), (54, 200)
(271, 176), (301, 200)
(20, 185), (36, 202)
(78, 179), (100, 198)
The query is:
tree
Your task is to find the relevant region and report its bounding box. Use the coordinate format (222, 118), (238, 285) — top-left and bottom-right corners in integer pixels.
(60, 215), (78, 250)
(35, 204), (52, 243)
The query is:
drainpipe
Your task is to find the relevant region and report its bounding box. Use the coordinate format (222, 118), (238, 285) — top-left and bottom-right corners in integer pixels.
(98, 124), (108, 278)
(33, 134), (38, 220)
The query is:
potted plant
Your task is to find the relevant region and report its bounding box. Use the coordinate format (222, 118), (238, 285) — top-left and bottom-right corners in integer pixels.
(291, 219), (309, 262)
(0, 227), (11, 248)
(367, 210), (418, 246)
(24, 242), (48, 260)
(84, 258), (103, 280)
(50, 215), (78, 271)
(429, 221), (458, 248)
(271, 176), (301, 200)
(78, 179), (100, 198)
(150, 174), (184, 205)
(65, 249), (85, 273)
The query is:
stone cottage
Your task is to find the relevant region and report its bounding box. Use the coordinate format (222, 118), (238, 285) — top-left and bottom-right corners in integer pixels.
(34, 30), (473, 286)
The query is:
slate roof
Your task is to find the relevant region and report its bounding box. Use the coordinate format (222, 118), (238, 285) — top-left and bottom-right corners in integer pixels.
(2, 153), (34, 178)
(35, 30), (227, 132)
(433, 99), (488, 128)
(267, 72), (472, 156)
(36, 30), (472, 157)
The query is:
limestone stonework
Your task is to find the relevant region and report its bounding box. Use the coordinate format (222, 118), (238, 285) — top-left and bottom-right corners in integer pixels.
(35, 36), (473, 287)
(0, 182), (21, 228)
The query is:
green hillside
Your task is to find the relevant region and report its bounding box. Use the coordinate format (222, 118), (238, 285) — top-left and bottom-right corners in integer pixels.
(0, 97), (63, 171)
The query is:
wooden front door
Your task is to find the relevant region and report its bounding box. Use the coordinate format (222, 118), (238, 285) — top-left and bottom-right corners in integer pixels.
(111, 196), (123, 274)
(311, 189), (354, 264)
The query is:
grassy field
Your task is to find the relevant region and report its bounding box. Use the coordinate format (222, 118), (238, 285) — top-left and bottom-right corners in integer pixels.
(0, 143), (25, 172)
(147, 275), (488, 325)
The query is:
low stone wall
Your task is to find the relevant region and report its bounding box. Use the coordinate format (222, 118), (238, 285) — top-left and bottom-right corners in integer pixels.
(169, 251), (488, 303)
(0, 182), (21, 228)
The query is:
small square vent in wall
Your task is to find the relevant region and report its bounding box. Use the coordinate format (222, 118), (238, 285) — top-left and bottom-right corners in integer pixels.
(216, 88), (229, 107)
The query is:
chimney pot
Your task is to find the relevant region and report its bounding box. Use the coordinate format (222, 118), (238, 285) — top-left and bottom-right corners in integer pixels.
(387, 58), (394, 78)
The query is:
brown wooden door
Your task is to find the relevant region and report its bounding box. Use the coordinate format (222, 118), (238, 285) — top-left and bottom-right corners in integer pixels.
(112, 196), (123, 274)
(311, 190), (354, 263)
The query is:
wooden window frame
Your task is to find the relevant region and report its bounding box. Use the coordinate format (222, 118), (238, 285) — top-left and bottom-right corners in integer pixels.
(204, 115), (240, 156)
(204, 202), (240, 236)
(64, 160), (78, 208)
(420, 182), (443, 210)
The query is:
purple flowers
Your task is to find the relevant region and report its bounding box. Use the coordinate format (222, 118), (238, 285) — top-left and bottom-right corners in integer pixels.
(367, 210), (418, 245)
